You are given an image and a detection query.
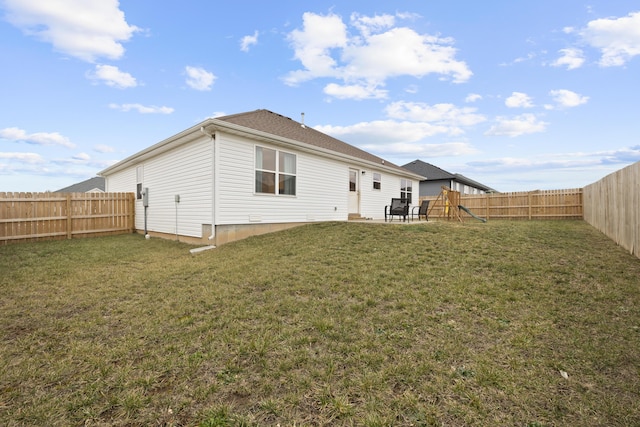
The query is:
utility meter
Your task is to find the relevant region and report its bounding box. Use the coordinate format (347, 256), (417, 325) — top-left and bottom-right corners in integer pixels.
(141, 187), (149, 207)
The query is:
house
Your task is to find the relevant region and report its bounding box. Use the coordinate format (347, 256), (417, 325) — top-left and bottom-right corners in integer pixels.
(99, 109), (424, 245)
(56, 176), (105, 193)
(402, 159), (496, 196)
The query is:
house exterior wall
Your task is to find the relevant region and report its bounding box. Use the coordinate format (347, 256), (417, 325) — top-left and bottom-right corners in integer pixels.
(105, 167), (135, 194)
(104, 129), (420, 244)
(420, 180), (450, 196)
(359, 169), (416, 217)
(215, 131), (418, 224)
(451, 181), (487, 195)
(420, 179), (487, 196)
(106, 136), (213, 238)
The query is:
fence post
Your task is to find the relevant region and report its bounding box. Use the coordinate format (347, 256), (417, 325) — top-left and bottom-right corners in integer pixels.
(486, 194), (490, 220)
(129, 193), (135, 233)
(66, 193), (72, 239)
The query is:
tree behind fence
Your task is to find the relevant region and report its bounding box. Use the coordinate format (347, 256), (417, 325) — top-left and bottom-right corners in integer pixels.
(0, 192), (135, 245)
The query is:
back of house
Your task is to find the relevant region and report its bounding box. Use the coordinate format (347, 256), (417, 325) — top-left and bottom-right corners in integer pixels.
(100, 109), (424, 245)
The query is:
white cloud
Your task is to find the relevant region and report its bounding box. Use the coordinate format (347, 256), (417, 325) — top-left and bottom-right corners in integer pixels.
(350, 12), (396, 36)
(360, 141), (478, 158)
(465, 93), (482, 103)
(185, 66), (216, 91)
(341, 27), (472, 83)
(0, 152), (44, 163)
(108, 103), (174, 114)
(468, 146), (640, 173)
(551, 48), (585, 70)
(313, 99), (485, 157)
(284, 12), (471, 100)
(0, 127), (76, 148)
(579, 11), (640, 67)
(505, 92), (534, 108)
(485, 114), (548, 137)
(315, 120), (452, 145)
(405, 84), (419, 94)
(548, 89), (589, 108)
(323, 83), (387, 100)
(501, 52), (537, 66)
(285, 12), (348, 84)
(87, 64), (137, 88)
(385, 101), (486, 129)
(93, 144), (115, 153)
(3, 0), (139, 62)
(52, 152), (93, 165)
(240, 31), (259, 52)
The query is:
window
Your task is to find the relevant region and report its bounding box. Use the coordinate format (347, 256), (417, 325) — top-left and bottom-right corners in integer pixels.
(136, 165), (144, 199)
(401, 179), (412, 204)
(373, 172), (381, 190)
(255, 146), (296, 195)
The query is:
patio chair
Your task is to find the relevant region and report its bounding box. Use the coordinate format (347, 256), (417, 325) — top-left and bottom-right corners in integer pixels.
(411, 200), (430, 221)
(385, 198), (410, 222)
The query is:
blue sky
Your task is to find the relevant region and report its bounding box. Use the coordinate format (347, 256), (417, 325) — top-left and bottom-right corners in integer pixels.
(1, 0), (639, 192)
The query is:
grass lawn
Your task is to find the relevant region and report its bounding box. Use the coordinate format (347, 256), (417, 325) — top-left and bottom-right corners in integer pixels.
(1, 220), (640, 426)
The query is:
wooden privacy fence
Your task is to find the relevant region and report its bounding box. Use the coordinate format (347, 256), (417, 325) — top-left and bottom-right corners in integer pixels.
(421, 188), (583, 221)
(0, 192), (135, 245)
(583, 162), (639, 259)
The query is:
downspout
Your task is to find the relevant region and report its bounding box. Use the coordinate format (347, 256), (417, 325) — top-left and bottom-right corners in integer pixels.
(200, 126), (216, 241)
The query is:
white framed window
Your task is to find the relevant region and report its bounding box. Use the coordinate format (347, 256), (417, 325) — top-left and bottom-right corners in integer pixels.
(373, 172), (381, 190)
(401, 179), (413, 203)
(255, 146), (296, 195)
(136, 165), (144, 200)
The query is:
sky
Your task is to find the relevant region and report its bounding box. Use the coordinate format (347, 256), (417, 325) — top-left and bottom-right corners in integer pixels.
(1, 0), (639, 193)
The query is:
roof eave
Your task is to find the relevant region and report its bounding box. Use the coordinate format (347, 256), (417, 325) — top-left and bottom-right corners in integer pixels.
(203, 119), (423, 179)
(100, 117), (423, 181)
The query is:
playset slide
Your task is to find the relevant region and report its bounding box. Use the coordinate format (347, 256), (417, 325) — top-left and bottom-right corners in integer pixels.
(458, 205), (487, 223)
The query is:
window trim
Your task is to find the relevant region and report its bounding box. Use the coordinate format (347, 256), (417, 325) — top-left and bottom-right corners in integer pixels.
(136, 165), (144, 200)
(372, 172), (381, 190)
(400, 178), (413, 204)
(254, 145), (297, 196)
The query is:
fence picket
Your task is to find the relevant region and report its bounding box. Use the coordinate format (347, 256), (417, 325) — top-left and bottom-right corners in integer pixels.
(584, 162), (640, 259)
(0, 192), (135, 245)
(420, 188), (584, 221)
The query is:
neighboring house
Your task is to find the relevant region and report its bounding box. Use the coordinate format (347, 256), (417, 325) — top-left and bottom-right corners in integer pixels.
(99, 109), (424, 245)
(402, 159), (496, 197)
(56, 176), (105, 193)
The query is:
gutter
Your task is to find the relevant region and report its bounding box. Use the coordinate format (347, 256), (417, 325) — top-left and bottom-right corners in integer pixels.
(99, 117), (424, 182)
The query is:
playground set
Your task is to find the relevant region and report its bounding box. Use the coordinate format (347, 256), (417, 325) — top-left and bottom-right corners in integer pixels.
(427, 186), (487, 223)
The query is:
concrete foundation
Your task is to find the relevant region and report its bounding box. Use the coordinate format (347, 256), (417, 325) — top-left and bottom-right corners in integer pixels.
(137, 222), (311, 246)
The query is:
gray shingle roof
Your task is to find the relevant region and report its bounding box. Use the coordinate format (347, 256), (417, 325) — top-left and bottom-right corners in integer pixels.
(100, 109), (424, 179)
(217, 109), (413, 175)
(402, 159), (496, 192)
(56, 177), (105, 193)
(402, 160), (453, 180)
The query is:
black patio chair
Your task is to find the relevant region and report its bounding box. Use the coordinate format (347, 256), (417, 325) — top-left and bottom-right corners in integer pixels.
(385, 198), (410, 222)
(411, 200), (430, 221)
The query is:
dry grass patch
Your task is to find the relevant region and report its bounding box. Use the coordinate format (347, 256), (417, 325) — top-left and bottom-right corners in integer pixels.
(1, 221), (639, 426)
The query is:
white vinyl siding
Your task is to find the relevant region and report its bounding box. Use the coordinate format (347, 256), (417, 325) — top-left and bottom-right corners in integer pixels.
(359, 170), (409, 219)
(106, 136), (212, 237)
(216, 132), (346, 224)
(104, 128), (422, 233)
(142, 138), (212, 237)
(105, 167), (136, 194)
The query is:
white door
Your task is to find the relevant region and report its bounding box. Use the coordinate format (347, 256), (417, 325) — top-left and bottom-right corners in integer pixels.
(348, 168), (360, 214)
